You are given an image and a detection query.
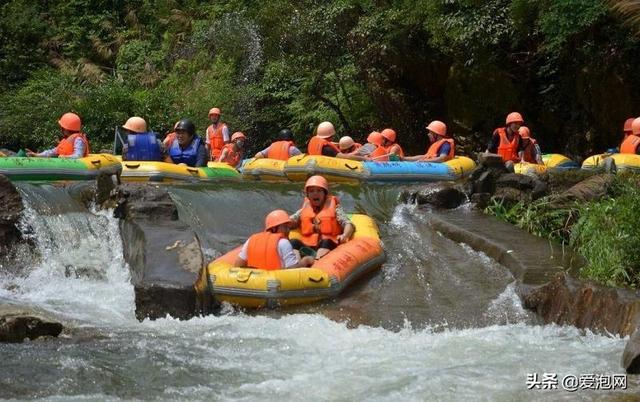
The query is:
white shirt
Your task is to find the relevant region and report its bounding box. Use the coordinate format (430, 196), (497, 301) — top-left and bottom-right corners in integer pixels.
(238, 238), (299, 268)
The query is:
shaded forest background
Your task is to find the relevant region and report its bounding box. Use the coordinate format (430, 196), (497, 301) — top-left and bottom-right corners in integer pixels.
(1, 0), (639, 159)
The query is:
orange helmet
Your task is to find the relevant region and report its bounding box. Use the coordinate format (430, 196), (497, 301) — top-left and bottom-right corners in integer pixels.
(624, 117), (635, 133)
(505, 112), (524, 125)
(58, 112), (82, 132)
(305, 175), (329, 192)
(231, 132), (246, 141)
(338, 136), (355, 151)
(208, 107), (221, 117)
(518, 126), (531, 138)
(632, 117), (640, 136)
(122, 116), (147, 133)
(265, 209), (293, 231)
(380, 128), (396, 143)
(316, 121), (336, 138)
(426, 120), (447, 137)
(367, 131), (383, 146)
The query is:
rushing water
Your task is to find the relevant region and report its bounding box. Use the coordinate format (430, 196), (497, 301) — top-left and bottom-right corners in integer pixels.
(0, 182), (636, 400)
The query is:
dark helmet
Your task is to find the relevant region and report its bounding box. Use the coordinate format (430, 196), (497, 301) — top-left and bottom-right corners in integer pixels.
(277, 128), (294, 141)
(174, 118), (195, 136)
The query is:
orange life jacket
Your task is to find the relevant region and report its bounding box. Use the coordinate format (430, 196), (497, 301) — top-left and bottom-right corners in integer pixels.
(307, 136), (340, 156)
(267, 140), (293, 160)
(56, 133), (90, 157)
(207, 122), (227, 159)
(495, 127), (520, 162)
(246, 231), (285, 270)
(219, 143), (242, 167)
(368, 145), (387, 161)
(299, 195), (342, 247)
(620, 135), (640, 154)
(425, 138), (455, 161)
(521, 138), (540, 163)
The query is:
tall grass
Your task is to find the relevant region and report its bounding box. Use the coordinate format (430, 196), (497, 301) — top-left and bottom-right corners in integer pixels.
(486, 174), (640, 288)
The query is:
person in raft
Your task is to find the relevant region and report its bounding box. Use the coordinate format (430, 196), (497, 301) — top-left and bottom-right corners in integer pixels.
(289, 175), (355, 260)
(622, 118), (635, 141)
(620, 117), (640, 155)
(486, 111), (526, 170)
(121, 116), (165, 162)
(217, 131), (246, 168)
(254, 128), (302, 160)
(307, 121), (341, 157)
(336, 132), (380, 161)
(368, 128), (404, 161)
(27, 112), (90, 159)
(518, 126), (543, 164)
(167, 118), (208, 167)
(163, 121), (180, 149)
(404, 120), (455, 163)
(234, 209), (315, 270)
(205, 107), (230, 161)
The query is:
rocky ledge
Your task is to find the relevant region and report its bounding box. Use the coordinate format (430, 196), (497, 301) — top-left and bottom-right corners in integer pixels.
(0, 305), (63, 343)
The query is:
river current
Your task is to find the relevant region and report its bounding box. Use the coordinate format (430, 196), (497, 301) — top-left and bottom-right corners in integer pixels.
(0, 183), (635, 400)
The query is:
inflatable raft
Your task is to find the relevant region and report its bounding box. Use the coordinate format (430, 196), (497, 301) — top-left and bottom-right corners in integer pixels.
(514, 154), (578, 176)
(119, 160), (240, 182)
(241, 155), (476, 182)
(582, 153), (640, 173)
(194, 214), (385, 309)
(0, 154), (121, 181)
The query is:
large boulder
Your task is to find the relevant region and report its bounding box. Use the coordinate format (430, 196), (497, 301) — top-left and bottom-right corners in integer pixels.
(623, 329), (640, 374)
(0, 174), (24, 258)
(113, 184), (203, 320)
(549, 174), (615, 207)
(404, 184), (467, 209)
(0, 305), (63, 343)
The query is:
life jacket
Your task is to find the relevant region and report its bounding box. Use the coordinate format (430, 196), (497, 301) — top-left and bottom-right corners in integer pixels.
(246, 231), (285, 271)
(307, 136), (340, 156)
(125, 132), (163, 161)
(219, 143), (242, 167)
(495, 127), (520, 162)
(521, 138), (540, 164)
(267, 140), (294, 160)
(169, 135), (203, 166)
(299, 195), (342, 247)
(425, 138), (455, 161)
(370, 148), (389, 161)
(206, 122), (227, 159)
(620, 135), (640, 154)
(56, 133), (90, 157)
(163, 132), (176, 148)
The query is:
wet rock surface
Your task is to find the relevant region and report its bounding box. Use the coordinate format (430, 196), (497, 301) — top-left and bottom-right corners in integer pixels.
(623, 330), (640, 374)
(113, 184), (203, 320)
(0, 305), (63, 343)
(0, 174), (25, 258)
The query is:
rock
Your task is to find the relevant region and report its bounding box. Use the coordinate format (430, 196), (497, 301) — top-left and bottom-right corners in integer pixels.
(477, 153), (507, 169)
(492, 187), (530, 206)
(415, 186), (467, 209)
(117, 184), (203, 320)
(623, 329), (640, 374)
(495, 173), (537, 190)
(531, 180), (549, 200)
(0, 306), (63, 343)
(470, 192), (491, 209)
(550, 174), (614, 207)
(0, 174), (24, 258)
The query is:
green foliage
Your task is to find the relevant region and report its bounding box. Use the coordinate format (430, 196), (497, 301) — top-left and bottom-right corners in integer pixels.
(486, 174), (640, 288)
(570, 175), (640, 287)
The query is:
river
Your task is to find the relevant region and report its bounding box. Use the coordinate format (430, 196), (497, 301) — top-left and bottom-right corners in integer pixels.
(0, 182), (635, 400)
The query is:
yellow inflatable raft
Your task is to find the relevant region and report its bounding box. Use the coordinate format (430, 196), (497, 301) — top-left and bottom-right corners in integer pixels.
(194, 214), (385, 309)
(240, 158), (288, 181)
(119, 160), (240, 182)
(582, 153), (640, 173)
(514, 154), (578, 175)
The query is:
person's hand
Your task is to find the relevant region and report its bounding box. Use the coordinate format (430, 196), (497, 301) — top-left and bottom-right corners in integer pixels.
(337, 233), (348, 244)
(26, 151), (37, 157)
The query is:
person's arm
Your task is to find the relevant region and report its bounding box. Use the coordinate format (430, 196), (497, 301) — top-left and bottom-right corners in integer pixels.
(254, 146), (270, 159)
(486, 132), (499, 153)
(195, 143), (208, 167)
(335, 205), (354, 243)
(336, 152), (366, 161)
(321, 144), (339, 157)
(403, 154), (424, 161)
(31, 147), (57, 157)
(234, 240), (250, 267)
(289, 146), (302, 156)
(534, 143), (543, 164)
(289, 209), (302, 229)
(222, 125), (230, 144)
